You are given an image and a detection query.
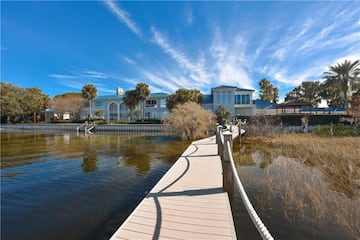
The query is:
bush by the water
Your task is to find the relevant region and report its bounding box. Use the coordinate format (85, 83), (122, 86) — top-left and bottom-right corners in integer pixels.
(314, 124), (360, 137)
(163, 101), (216, 140)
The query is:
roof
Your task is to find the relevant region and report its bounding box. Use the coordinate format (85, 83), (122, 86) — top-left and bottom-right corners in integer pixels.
(95, 92), (168, 100)
(276, 100), (312, 107)
(211, 85), (237, 89)
(254, 100), (275, 109)
(211, 85), (255, 92)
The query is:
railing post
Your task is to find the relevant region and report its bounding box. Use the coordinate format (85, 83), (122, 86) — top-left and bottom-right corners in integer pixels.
(216, 125), (222, 156)
(223, 132), (234, 203)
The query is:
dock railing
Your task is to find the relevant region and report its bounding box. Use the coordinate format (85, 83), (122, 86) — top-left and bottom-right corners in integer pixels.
(216, 125), (274, 240)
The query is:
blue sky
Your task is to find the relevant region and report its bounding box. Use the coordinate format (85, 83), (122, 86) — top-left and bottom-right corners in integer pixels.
(2, 1), (360, 100)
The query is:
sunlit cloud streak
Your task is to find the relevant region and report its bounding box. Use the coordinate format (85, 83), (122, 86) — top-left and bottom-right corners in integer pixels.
(103, 0), (142, 37)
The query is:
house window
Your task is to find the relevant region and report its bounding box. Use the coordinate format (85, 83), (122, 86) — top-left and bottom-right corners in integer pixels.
(109, 103), (117, 121)
(234, 94), (250, 104)
(215, 92), (220, 103)
(160, 99), (166, 108)
(95, 101), (103, 107)
(243, 94), (250, 104)
(146, 100), (157, 108)
(83, 102), (90, 107)
(119, 103), (128, 111)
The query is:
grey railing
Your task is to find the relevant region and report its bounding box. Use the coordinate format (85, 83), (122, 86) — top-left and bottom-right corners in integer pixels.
(216, 126), (274, 240)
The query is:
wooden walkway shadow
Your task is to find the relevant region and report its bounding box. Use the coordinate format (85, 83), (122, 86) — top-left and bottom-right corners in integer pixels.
(110, 136), (236, 240)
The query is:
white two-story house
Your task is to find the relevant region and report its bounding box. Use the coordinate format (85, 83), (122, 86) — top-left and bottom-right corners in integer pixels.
(80, 85), (255, 122)
(202, 85), (255, 118)
(80, 88), (169, 122)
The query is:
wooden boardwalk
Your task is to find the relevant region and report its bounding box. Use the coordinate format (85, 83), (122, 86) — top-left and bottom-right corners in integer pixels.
(110, 135), (237, 240)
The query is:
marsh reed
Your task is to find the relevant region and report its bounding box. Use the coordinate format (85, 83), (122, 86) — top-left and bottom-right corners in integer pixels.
(233, 134), (360, 239)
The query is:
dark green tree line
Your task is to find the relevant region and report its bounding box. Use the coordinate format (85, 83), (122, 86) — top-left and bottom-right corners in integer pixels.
(1, 82), (50, 123)
(285, 81), (321, 106)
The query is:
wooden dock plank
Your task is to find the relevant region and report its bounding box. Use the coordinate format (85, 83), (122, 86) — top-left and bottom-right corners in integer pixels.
(110, 135), (237, 240)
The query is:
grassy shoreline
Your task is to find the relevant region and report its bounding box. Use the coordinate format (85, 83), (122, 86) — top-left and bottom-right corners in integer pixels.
(234, 133), (360, 239)
(245, 134), (360, 197)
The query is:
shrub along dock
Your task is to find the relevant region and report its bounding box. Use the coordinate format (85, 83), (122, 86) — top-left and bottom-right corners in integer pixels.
(110, 133), (238, 240)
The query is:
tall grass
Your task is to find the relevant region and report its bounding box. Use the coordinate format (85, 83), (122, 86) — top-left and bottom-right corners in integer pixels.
(233, 134), (360, 239)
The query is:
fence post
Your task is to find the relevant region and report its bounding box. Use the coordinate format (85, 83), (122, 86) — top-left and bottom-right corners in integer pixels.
(216, 125), (222, 156)
(222, 132), (234, 203)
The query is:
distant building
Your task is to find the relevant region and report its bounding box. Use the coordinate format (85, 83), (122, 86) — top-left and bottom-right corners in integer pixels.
(202, 85), (255, 118)
(80, 89), (169, 122)
(80, 85), (256, 122)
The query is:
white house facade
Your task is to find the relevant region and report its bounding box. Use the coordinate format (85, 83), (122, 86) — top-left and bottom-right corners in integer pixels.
(203, 85), (255, 118)
(80, 91), (170, 122)
(80, 85), (255, 122)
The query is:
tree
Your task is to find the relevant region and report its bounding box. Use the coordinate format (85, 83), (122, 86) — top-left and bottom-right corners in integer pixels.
(272, 87), (279, 103)
(95, 110), (105, 119)
(122, 89), (139, 120)
(0, 82), (23, 122)
(81, 84), (97, 118)
(323, 59), (360, 111)
(21, 87), (50, 122)
(258, 78), (279, 103)
(52, 92), (82, 120)
(122, 83), (151, 121)
(163, 101), (216, 140)
(166, 88), (203, 111)
(285, 81), (321, 106)
(0, 82), (50, 123)
(135, 83), (150, 119)
(215, 105), (230, 125)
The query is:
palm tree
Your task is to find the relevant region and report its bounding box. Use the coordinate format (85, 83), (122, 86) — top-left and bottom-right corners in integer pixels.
(323, 59), (360, 112)
(81, 84), (97, 119)
(135, 83), (150, 119)
(123, 90), (139, 121)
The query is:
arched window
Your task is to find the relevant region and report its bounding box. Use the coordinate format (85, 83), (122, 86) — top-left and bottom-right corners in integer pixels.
(109, 103), (118, 121)
(119, 103), (128, 121)
(119, 103), (128, 111)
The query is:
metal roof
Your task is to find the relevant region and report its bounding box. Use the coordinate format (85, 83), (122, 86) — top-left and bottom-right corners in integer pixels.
(95, 92), (168, 100)
(211, 85), (255, 92)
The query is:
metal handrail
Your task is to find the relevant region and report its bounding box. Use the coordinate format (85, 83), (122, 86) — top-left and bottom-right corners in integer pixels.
(76, 122), (87, 133)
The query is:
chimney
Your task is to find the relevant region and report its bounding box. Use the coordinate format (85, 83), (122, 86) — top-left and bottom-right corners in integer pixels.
(117, 87), (124, 95)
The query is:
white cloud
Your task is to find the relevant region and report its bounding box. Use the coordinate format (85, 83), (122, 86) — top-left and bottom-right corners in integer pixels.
(142, 71), (180, 92)
(122, 56), (136, 65)
(274, 48), (286, 61)
(103, 0), (142, 37)
(210, 32), (254, 90)
(185, 7), (193, 25)
(150, 27), (210, 85)
(78, 69), (109, 79)
(49, 74), (79, 79)
(333, 55), (360, 66)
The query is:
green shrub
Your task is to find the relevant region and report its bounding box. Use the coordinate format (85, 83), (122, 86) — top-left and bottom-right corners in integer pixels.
(314, 124), (360, 137)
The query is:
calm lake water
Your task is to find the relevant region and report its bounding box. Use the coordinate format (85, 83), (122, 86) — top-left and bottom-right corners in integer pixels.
(2, 133), (359, 240)
(231, 137), (360, 240)
(1, 133), (189, 240)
